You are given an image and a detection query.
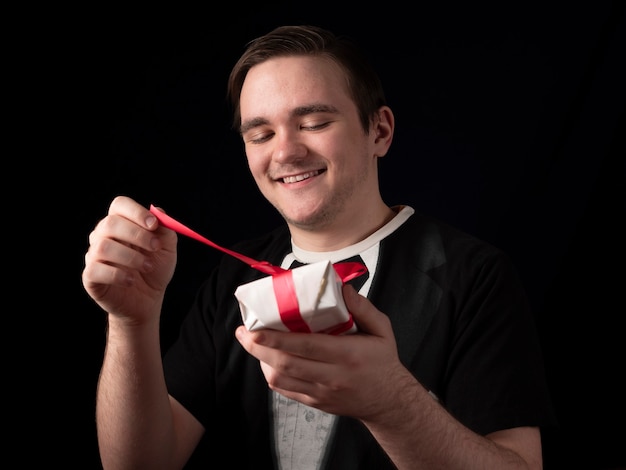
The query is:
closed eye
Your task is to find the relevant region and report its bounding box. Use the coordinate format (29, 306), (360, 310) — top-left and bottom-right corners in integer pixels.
(301, 121), (332, 131)
(244, 131), (273, 145)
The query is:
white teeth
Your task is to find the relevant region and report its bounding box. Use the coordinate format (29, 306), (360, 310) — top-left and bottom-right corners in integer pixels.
(282, 170), (319, 184)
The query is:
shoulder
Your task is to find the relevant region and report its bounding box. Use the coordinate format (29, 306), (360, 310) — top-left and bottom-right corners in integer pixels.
(387, 210), (515, 277)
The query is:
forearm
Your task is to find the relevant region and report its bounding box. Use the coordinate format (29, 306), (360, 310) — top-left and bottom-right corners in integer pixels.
(361, 372), (533, 470)
(96, 316), (176, 470)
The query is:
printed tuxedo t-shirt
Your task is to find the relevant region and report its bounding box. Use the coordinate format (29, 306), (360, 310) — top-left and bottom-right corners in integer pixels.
(272, 206), (414, 470)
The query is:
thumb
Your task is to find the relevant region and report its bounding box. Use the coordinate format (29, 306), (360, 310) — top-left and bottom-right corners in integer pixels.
(342, 284), (389, 337)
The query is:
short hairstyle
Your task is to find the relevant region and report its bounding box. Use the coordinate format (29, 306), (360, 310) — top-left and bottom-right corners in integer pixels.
(227, 25), (387, 134)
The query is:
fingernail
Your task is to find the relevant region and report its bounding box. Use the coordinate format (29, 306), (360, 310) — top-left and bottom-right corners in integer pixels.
(124, 272), (135, 286)
(150, 237), (160, 251)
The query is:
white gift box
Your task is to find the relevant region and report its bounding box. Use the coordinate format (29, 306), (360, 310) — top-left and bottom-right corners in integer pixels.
(235, 260), (357, 335)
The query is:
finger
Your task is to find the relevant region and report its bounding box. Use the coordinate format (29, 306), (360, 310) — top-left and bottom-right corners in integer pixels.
(260, 361), (317, 396)
(82, 257), (134, 290)
(239, 325), (347, 364)
(342, 284), (391, 337)
(259, 362), (334, 409)
(87, 234), (155, 273)
(109, 196), (160, 232)
(240, 333), (340, 405)
(92, 210), (163, 255)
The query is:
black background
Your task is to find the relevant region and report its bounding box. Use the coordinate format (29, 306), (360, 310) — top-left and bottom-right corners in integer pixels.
(50, 2), (625, 468)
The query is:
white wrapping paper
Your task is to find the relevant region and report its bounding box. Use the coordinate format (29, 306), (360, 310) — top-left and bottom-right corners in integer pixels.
(235, 260), (357, 334)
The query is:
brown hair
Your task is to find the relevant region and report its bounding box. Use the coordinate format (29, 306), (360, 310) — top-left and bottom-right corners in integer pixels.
(227, 25), (387, 134)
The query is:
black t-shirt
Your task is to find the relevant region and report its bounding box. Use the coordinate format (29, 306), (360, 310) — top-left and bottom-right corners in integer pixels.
(163, 209), (556, 469)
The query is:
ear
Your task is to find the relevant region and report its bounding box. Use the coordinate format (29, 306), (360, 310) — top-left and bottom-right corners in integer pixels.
(372, 106), (394, 158)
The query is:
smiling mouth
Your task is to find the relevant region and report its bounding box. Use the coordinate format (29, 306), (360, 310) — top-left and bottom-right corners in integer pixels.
(281, 170), (323, 184)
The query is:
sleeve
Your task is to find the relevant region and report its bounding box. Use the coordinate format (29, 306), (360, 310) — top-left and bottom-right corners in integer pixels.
(443, 249), (557, 435)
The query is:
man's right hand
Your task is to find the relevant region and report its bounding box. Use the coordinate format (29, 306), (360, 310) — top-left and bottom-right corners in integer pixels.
(82, 195), (178, 324)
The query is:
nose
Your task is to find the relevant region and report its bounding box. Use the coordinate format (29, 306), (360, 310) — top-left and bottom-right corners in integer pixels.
(272, 128), (307, 163)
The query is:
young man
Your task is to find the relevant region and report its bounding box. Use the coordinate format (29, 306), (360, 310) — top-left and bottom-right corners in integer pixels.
(83, 25), (555, 469)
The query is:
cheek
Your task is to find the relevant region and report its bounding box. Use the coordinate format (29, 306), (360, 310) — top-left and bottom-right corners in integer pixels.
(245, 148), (267, 176)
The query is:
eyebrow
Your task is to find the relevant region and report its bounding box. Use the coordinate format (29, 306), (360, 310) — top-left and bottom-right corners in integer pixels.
(239, 103), (339, 135)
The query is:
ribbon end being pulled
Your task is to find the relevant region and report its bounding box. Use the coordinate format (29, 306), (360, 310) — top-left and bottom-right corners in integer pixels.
(250, 261), (287, 276)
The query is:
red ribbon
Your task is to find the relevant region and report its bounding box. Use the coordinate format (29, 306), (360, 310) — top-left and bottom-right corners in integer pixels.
(150, 205), (366, 333)
(272, 271), (310, 333)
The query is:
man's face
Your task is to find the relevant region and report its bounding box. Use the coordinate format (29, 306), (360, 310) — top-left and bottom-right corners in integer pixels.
(239, 55), (380, 234)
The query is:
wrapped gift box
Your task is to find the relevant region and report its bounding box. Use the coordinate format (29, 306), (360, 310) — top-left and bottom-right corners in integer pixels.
(235, 260), (357, 335)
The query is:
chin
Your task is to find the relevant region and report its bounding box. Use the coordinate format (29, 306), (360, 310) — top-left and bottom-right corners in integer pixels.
(276, 198), (334, 227)
(284, 211), (334, 231)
